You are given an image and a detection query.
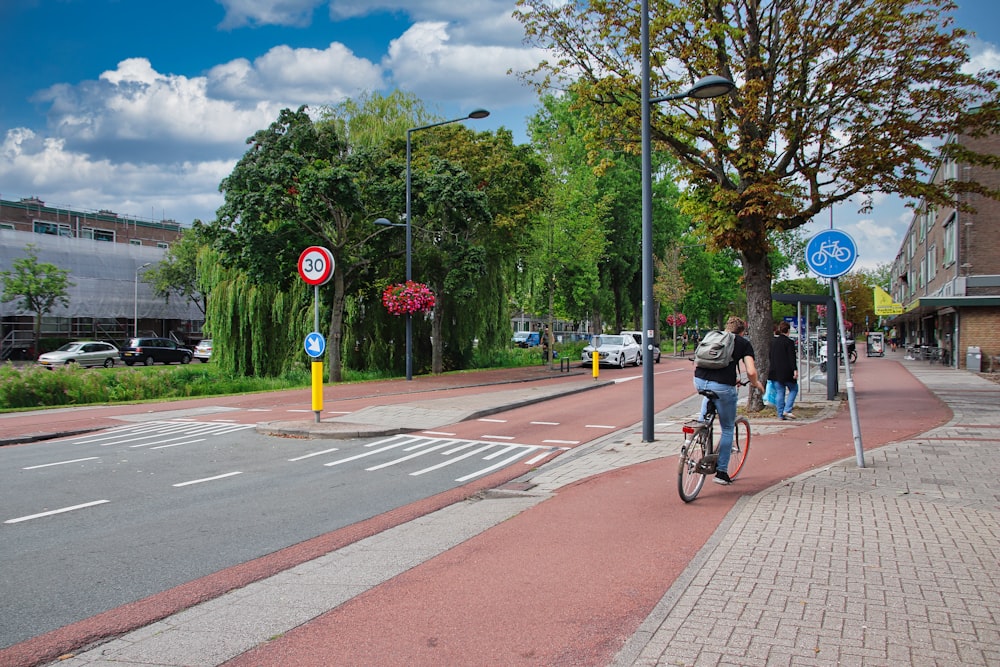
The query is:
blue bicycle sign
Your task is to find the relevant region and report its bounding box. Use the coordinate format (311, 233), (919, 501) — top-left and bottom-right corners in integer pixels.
(805, 229), (857, 278)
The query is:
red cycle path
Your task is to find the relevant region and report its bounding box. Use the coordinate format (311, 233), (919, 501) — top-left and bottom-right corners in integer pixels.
(226, 359), (948, 666)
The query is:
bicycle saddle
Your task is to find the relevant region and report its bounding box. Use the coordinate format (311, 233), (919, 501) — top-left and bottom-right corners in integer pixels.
(698, 389), (719, 400)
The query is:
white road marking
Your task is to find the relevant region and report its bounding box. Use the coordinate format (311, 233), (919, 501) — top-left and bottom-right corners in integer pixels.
(324, 435), (423, 467)
(456, 446), (542, 482)
(321, 435), (563, 482)
(542, 439), (579, 445)
(585, 424), (617, 429)
(23, 457), (99, 470)
(530, 421), (560, 426)
(421, 430), (456, 436)
(288, 447), (340, 462)
(410, 443), (498, 476)
(173, 471), (243, 487)
(149, 439), (207, 450)
(477, 418), (507, 423)
(5, 500), (109, 524)
(366, 440), (459, 471)
(481, 434), (515, 440)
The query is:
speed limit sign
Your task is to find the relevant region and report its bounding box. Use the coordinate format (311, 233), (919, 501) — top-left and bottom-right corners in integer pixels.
(298, 246), (334, 286)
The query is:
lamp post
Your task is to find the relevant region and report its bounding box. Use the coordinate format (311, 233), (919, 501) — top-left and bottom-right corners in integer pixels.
(640, 0), (734, 441)
(376, 108), (490, 381)
(134, 262), (151, 337)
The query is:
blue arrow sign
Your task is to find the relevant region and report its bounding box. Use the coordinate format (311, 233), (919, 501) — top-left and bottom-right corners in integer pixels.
(805, 229), (858, 279)
(304, 332), (326, 358)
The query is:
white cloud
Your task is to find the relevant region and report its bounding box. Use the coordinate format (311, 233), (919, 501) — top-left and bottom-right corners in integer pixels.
(385, 22), (543, 108)
(207, 43), (384, 103)
(34, 58), (285, 162)
(0, 127), (231, 223)
(964, 39), (1000, 74)
(217, 0), (322, 28)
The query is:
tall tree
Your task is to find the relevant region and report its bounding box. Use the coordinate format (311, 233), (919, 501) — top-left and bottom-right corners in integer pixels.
(0, 244), (74, 355)
(214, 106), (386, 380)
(516, 0), (1000, 405)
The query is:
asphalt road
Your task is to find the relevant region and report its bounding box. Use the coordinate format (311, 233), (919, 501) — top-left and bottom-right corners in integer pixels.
(0, 421), (552, 648)
(0, 362), (693, 651)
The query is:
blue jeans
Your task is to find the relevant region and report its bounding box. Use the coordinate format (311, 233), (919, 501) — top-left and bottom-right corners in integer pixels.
(693, 378), (738, 474)
(774, 380), (798, 418)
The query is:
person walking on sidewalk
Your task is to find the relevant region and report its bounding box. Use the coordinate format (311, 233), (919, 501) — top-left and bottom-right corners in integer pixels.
(769, 320), (799, 420)
(693, 316), (766, 485)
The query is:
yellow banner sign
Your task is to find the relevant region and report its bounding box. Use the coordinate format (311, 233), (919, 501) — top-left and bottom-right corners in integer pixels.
(873, 285), (903, 315)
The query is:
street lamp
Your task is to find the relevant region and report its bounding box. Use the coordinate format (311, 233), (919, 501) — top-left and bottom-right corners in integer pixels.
(377, 108), (490, 381)
(640, 0), (735, 441)
(134, 262), (151, 337)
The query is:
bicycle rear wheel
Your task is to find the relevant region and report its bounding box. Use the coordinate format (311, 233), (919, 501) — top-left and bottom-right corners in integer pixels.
(678, 428), (709, 503)
(727, 416), (751, 479)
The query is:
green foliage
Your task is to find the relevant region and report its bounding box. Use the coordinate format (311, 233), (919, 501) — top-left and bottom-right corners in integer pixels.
(0, 362), (312, 411)
(204, 264), (310, 377)
(144, 220), (211, 317)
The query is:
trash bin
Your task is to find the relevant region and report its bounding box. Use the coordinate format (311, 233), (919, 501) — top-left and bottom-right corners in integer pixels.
(966, 346), (982, 372)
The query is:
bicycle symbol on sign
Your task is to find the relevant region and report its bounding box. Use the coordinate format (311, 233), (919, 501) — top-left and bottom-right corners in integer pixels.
(809, 239), (852, 267)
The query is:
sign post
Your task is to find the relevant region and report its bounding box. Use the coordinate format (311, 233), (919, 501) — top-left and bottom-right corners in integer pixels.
(298, 247), (334, 423)
(805, 229), (864, 467)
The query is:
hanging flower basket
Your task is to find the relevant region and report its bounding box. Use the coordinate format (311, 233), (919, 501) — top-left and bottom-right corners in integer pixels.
(382, 281), (436, 316)
(666, 312), (687, 327)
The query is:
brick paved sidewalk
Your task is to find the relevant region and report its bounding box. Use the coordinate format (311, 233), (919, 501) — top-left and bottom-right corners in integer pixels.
(616, 365), (1000, 666)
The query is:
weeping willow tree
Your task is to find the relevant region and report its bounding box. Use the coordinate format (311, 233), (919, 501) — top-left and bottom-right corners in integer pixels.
(199, 249), (310, 376)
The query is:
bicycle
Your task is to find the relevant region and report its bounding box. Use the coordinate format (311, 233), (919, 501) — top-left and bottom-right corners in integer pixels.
(809, 239), (851, 267)
(678, 381), (751, 503)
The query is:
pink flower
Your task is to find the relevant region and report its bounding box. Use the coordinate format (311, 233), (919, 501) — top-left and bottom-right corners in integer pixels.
(382, 281), (436, 316)
(666, 312), (687, 326)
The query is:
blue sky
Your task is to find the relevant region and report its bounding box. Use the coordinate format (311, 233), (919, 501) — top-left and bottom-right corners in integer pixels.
(1, 0), (998, 272)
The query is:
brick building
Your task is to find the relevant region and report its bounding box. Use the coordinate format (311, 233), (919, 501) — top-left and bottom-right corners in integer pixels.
(1, 196), (203, 359)
(887, 132), (1000, 371)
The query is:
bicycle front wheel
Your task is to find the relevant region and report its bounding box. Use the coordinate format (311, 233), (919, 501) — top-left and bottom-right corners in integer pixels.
(727, 416), (751, 479)
(678, 429), (709, 503)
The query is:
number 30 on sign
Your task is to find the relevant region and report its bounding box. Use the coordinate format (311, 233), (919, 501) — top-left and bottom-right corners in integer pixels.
(298, 246), (335, 286)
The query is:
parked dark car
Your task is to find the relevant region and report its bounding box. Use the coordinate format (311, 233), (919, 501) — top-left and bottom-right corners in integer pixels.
(120, 337), (193, 366)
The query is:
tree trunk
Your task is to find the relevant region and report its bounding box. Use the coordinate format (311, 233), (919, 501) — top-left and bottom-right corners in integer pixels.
(742, 249), (773, 413)
(33, 313), (41, 359)
(431, 306), (444, 374)
(327, 269), (345, 383)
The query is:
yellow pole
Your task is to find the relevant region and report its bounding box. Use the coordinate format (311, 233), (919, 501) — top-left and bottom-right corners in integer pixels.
(312, 361), (323, 422)
(592, 337), (599, 379)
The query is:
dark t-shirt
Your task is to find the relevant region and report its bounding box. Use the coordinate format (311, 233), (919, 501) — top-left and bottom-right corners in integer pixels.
(694, 335), (754, 386)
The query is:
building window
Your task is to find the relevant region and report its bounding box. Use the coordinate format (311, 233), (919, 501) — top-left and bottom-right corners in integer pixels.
(0, 222), (13, 230)
(927, 244), (937, 281)
(34, 220), (72, 237)
(130, 239), (142, 246)
(943, 215), (956, 266)
(156, 242), (169, 249)
(82, 227), (115, 242)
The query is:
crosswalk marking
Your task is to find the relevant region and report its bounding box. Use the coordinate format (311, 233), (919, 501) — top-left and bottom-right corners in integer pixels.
(68, 421), (256, 449)
(320, 435), (561, 482)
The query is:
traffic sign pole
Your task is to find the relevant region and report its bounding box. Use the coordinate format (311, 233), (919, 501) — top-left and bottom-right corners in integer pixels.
(298, 247), (334, 423)
(805, 229), (864, 468)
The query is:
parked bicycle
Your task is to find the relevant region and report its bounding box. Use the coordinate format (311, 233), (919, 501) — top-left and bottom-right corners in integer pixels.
(678, 380), (751, 503)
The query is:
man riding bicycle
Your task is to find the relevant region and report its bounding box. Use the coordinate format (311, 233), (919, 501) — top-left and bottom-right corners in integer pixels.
(694, 316), (765, 485)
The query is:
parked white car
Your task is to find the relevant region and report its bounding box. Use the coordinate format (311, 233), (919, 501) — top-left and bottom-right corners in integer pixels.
(620, 330), (661, 364)
(581, 334), (641, 368)
(37, 341), (119, 368)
